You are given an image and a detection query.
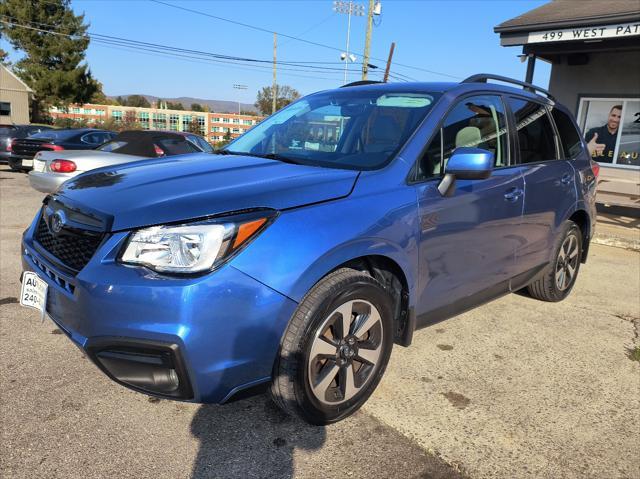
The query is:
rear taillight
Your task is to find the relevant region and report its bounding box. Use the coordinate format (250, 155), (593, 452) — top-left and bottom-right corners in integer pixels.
(591, 160), (600, 179)
(42, 143), (65, 151)
(153, 144), (165, 157)
(8, 139), (15, 152)
(50, 159), (77, 173)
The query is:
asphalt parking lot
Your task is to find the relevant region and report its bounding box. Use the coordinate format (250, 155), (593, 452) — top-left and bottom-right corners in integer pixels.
(1, 167), (638, 479)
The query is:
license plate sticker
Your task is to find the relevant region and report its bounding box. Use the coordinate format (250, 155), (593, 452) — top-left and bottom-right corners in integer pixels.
(20, 271), (48, 318)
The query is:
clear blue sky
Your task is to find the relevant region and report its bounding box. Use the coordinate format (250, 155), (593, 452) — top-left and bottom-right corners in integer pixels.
(2, 0), (551, 104)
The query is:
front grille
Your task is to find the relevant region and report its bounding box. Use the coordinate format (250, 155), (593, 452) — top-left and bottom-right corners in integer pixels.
(34, 215), (104, 272)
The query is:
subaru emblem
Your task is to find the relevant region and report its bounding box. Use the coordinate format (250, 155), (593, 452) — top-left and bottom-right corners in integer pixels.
(50, 211), (66, 234)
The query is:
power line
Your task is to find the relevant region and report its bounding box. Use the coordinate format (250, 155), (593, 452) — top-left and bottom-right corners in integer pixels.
(0, 18), (357, 84)
(0, 18), (357, 77)
(0, 16), (356, 73)
(149, 0), (461, 80)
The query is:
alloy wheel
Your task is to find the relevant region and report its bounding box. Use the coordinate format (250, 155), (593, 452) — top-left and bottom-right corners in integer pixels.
(555, 233), (579, 291)
(307, 299), (384, 405)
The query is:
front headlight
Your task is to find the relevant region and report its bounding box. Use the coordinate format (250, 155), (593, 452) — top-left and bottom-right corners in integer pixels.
(119, 210), (275, 274)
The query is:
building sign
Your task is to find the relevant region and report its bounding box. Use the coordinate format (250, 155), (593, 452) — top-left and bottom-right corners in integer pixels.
(528, 21), (640, 43)
(577, 97), (640, 169)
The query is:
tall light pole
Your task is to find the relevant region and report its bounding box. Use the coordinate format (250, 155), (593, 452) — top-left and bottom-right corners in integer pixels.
(333, 1), (365, 84)
(233, 84), (247, 115)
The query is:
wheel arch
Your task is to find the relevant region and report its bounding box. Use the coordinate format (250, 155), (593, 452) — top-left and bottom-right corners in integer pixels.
(288, 240), (416, 347)
(567, 207), (592, 263)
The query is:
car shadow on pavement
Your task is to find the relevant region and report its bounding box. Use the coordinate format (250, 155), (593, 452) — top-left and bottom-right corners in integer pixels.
(190, 395), (325, 479)
(189, 321), (326, 479)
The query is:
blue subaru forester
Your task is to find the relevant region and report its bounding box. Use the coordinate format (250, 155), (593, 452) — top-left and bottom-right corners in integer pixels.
(21, 75), (597, 425)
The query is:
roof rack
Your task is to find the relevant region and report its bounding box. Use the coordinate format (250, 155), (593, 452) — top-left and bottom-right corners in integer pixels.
(461, 74), (555, 102)
(340, 80), (383, 88)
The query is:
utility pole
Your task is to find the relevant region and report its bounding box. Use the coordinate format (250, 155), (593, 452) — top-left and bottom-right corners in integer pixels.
(383, 42), (395, 82)
(361, 0), (374, 80)
(272, 32), (277, 114)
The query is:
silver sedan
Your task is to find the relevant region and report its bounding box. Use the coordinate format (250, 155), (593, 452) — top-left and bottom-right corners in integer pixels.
(29, 149), (148, 193)
(28, 130), (213, 193)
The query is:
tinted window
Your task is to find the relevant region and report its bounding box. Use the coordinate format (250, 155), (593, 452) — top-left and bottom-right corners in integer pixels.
(550, 108), (582, 159)
(0, 126), (17, 135)
(156, 138), (200, 155)
(82, 132), (111, 145)
(27, 126), (52, 135)
(509, 98), (558, 164)
(416, 95), (509, 180)
(0, 102), (10, 116)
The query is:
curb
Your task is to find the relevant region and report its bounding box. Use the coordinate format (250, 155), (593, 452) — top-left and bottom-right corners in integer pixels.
(592, 233), (640, 252)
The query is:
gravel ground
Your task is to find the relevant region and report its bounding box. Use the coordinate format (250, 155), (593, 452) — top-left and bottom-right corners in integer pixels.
(1, 167), (638, 479)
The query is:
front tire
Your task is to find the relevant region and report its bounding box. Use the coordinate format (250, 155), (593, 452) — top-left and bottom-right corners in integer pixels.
(527, 221), (583, 302)
(271, 268), (394, 425)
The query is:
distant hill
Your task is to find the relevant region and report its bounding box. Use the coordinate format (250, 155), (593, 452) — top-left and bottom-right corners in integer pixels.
(108, 94), (258, 114)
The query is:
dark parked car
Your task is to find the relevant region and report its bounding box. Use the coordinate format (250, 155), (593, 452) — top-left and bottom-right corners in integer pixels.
(97, 130), (215, 156)
(0, 124), (55, 164)
(8, 128), (117, 172)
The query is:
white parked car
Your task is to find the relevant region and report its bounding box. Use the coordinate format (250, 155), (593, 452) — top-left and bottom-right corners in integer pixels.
(28, 130), (214, 193)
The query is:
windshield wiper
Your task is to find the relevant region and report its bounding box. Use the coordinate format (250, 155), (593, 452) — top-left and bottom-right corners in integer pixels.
(252, 153), (303, 165)
(215, 149), (247, 156)
(215, 149), (303, 165)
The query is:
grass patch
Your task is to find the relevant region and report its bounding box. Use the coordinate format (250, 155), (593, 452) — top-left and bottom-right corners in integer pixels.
(627, 346), (640, 362)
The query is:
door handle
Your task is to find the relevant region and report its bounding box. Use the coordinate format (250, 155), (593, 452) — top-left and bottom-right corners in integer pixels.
(561, 173), (573, 185)
(504, 187), (524, 202)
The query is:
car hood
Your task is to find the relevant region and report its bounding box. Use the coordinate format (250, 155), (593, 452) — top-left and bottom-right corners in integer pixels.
(55, 153), (359, 231)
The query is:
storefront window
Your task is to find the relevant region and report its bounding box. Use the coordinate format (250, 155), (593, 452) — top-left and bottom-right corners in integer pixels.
(577, 97), (640, 168)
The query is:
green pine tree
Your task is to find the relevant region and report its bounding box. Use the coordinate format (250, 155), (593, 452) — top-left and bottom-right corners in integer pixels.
(0, 0), (100, 121)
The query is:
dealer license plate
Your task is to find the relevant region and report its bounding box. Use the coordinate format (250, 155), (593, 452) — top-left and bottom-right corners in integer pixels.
(22, 159), (34, 167)
(33, 159), (46, 172)
(20, 271), (48, 318)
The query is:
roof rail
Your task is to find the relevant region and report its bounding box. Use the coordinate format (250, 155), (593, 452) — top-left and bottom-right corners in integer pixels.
(461, 74), (555, 102)
(340, 80), (383, 88)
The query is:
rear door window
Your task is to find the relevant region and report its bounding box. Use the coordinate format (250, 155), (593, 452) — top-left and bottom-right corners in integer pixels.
(508, 98), (558, 164)
(550, 108), (583, 159)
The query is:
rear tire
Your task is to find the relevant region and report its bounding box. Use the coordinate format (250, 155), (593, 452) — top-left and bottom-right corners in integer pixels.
(527, 221), (582, 302)
(270, 268), (394, 425)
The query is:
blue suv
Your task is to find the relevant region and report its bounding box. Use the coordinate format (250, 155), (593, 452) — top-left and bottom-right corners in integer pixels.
(21, 75), (597, 425)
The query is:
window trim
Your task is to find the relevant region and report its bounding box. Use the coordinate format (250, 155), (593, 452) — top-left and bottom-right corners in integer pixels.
(407, 92), (513, 185)
(0, 101), (11, 116)
(506, 95), (562, 167)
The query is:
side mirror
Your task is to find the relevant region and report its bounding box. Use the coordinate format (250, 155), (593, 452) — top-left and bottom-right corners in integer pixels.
(438, 147), (494, 197)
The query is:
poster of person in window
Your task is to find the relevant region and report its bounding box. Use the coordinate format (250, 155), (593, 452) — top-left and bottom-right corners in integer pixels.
(579, 99), (640, 167)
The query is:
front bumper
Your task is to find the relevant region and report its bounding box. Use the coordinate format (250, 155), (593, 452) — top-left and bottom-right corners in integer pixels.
(29, 171), (75, 194)
(21, 218), (298, 403)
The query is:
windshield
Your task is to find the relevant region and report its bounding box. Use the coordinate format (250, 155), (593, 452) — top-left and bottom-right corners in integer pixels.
(226, 89), (440, 170)
(29, 129), (80, 141)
